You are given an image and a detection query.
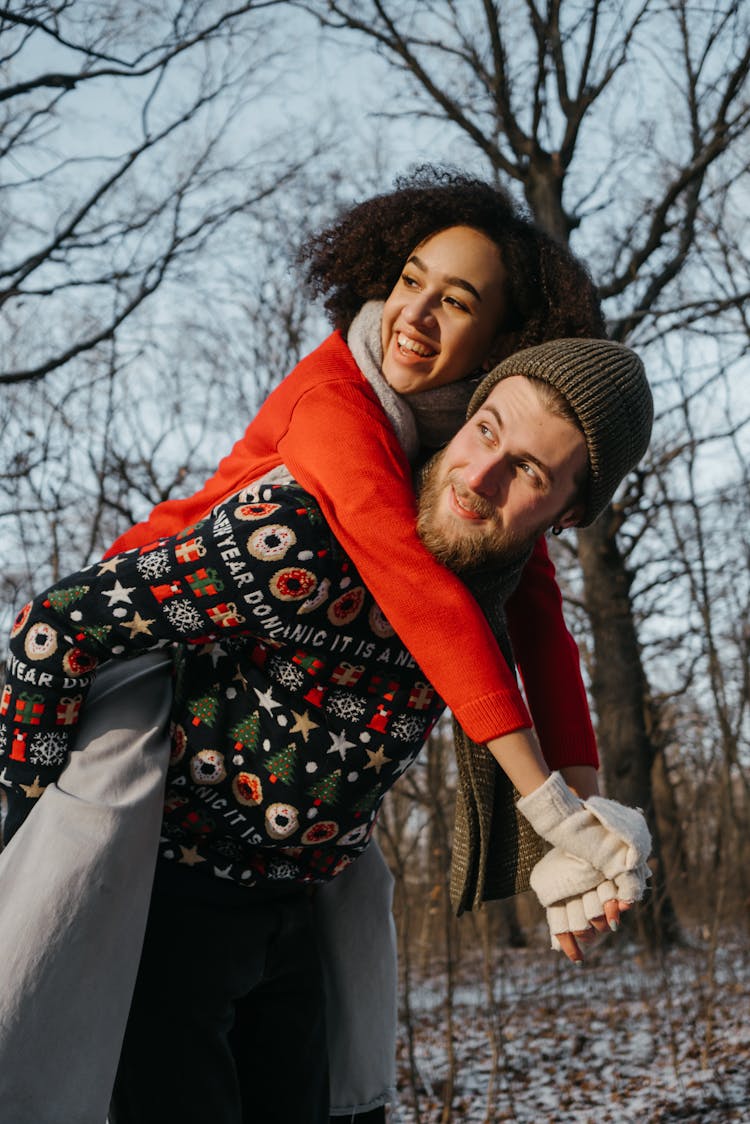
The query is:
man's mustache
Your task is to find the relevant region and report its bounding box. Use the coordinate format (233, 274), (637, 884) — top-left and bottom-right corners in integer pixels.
(446, 472), (497, 522)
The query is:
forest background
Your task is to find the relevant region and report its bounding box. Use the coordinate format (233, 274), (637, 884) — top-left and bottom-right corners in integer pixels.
(1, 2), (749, 1120)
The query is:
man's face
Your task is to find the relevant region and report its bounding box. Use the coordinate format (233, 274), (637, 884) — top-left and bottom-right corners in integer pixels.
(380, 225), (509, 396)
(417, 376), (588, 570)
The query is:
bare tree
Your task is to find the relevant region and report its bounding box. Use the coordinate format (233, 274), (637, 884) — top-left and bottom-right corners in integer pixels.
(644, 352), (750, 916)
(0, 0), (314, 385)
(0, 2), (346, 628)
(296, 0), (750, 944)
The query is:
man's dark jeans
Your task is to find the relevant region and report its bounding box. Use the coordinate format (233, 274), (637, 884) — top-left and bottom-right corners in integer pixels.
(111, 865), (329, 1124)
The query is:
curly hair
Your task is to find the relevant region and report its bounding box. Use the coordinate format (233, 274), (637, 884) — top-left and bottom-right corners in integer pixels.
(300, 167), (604, 361)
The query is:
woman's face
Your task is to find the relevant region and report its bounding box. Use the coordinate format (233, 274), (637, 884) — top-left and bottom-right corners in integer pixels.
(380, 225), (509, 396)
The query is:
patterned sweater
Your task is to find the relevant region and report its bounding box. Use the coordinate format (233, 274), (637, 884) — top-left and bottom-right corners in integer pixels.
(0, 481), (444, 886)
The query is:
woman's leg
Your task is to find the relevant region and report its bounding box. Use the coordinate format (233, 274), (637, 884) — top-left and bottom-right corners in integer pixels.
(0, 654), (172, 1124)
(314, 841), (397, 1120)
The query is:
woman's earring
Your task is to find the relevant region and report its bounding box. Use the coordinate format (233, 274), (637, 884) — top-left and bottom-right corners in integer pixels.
(551, 525), (563, 536)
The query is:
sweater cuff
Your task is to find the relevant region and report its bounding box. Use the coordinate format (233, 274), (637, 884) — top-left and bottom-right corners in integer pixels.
(452, 690), (532, 746)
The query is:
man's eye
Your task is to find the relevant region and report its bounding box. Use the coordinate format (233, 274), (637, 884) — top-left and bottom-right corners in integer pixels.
(519, 462), (541, 484)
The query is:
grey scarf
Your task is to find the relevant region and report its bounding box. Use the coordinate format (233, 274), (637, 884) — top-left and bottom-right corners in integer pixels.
(346, 300), (481, 456)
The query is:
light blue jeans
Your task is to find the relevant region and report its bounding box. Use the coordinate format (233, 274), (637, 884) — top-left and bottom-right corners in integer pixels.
(0, 655), (396, 1123)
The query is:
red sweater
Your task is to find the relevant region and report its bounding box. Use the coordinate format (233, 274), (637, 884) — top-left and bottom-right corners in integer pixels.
(108, 331), (597, 767)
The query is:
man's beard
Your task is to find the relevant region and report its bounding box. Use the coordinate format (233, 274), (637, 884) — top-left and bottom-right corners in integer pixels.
(416, 455), (537, 573)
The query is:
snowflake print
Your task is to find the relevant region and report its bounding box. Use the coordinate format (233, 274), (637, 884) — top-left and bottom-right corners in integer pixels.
(267, 857), (300, 881)
(160, 820), (183, 841)
(212, 838), (245, 861)
(390, 713), (428, 743)
(29, 730), (69, 766)
(163, 598), (204, 634)
(267, 657), (305, 693)
(325, 691), (367, 723)
(136, 547), (171, 582)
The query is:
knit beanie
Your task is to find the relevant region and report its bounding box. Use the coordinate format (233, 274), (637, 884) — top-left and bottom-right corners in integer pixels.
(466, 338), (653, 526)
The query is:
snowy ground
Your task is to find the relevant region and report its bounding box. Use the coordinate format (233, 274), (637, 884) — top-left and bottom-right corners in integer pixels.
(391, 935), (750, 1122)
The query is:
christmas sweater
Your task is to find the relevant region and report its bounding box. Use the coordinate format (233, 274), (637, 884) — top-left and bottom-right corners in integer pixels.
(0, 481), (446, 886)
(107, 331), (597, 768)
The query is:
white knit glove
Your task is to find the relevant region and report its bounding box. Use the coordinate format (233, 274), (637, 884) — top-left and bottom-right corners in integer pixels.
(529, 846), (651, 949)
(517, 772), (652, 880)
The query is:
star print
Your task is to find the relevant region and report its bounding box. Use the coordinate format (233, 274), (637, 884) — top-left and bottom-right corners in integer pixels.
(254, 685), (282, 715)
(327, 729), (356, 761)
(178, 844), (206, 866)
(198, 642), (228, 667)
(120, 611), (156, 639)
(393, 750), (418, 777)
(290, 709), (319, 743)
(364, 745), (392, 775)
(20, 775), (46, 799)
(96, 556), (123, 575)
(101, 580), (136, 607)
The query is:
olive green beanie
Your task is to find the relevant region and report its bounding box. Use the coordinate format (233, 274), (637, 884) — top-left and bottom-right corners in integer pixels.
(466, 338), (653, 526)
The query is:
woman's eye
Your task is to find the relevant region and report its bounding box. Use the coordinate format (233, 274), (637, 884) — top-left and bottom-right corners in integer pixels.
(402, 273), (419, 288)
(444, 295), (469, 311)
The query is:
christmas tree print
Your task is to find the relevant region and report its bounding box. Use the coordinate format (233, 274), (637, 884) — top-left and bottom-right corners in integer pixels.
(264, 742), (296, 786)
(231, 711), (260, 753)
(309, 768), (342, 807)
(351, 783), (383, 817)
(297, 499), (324, 527)
(80, 623), (112, 645)
(188, 686), (220, 728)
(45, 585), (90, 612)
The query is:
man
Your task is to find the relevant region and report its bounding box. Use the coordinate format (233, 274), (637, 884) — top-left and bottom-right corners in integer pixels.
(0, 338), (653, 1123)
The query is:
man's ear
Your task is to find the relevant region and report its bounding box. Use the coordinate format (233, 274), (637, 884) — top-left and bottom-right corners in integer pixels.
(553, 505), (585, 533)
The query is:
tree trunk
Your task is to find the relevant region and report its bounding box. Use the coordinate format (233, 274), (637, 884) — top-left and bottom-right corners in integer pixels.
(523, 153), (570, 244)
(577, 514), (681, 947)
